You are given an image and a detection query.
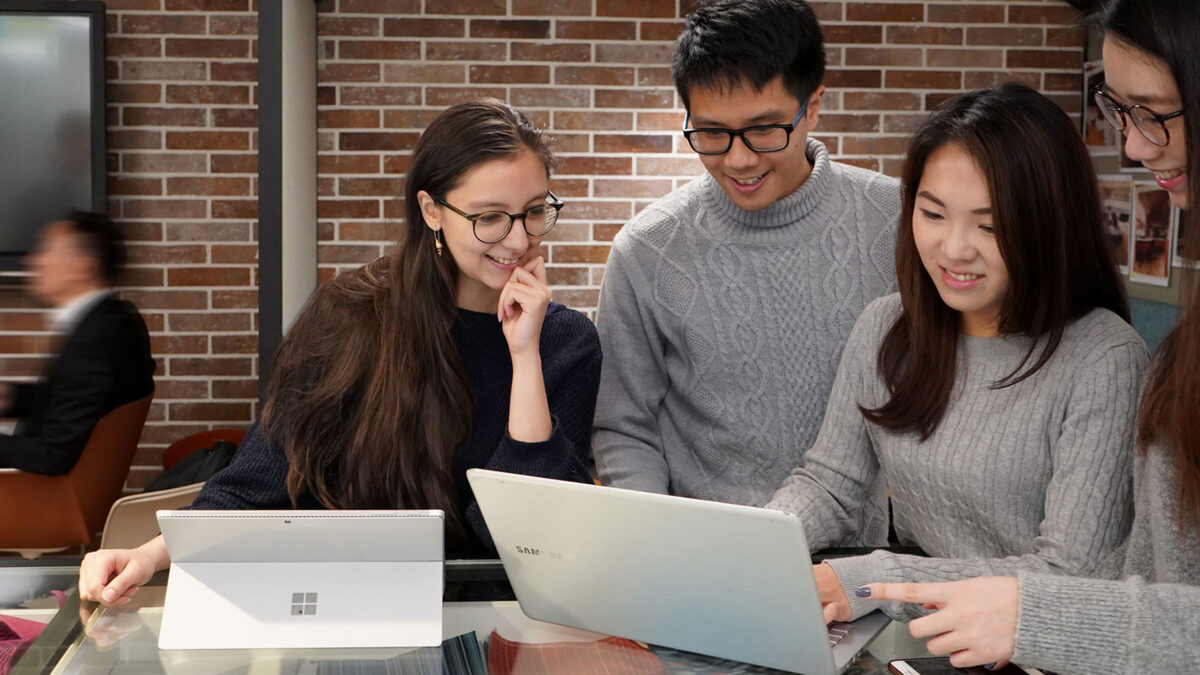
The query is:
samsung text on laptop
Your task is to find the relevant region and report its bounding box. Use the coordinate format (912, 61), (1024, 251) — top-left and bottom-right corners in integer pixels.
(467, 469), (889, 675)
(156, 510), (443, 650)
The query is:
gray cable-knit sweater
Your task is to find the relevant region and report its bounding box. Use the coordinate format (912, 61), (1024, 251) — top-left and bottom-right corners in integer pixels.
(593, 139), (900, 508)
(766, 293), (1149, 621)
(1013, 441), (1200, 674)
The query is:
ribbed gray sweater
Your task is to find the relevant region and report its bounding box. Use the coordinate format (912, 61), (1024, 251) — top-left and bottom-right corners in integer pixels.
(593, 139), (900, 508)
(1014, 441), (1200, 674)
(766, 294), (1149, 621)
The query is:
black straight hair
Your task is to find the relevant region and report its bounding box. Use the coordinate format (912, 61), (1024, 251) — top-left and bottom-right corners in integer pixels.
(863, 83), (1129, 439)
(61, 210), (125, 286)
(672, 0), (825, 111)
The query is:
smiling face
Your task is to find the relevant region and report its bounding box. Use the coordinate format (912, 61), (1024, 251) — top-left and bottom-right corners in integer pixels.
(1102, 35), (1189, 209)
(418, 148), (550, 312)
(686, 75), (822, 212)
(912, 143), (1010, 337)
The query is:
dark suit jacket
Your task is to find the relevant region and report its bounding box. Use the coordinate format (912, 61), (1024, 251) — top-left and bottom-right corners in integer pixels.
(0, 295), (155, 475)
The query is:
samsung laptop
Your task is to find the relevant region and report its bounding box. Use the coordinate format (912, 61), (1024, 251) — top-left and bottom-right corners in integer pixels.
(467, 469), (890, 675)
(156, 510), (444, 650)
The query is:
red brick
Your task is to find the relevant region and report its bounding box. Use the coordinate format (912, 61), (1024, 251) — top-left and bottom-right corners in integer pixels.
(211, 15), (258, 36)
(166, 85), (251, 105)
(635, 157), (703, 177)
(167, 267), (251, 287)
(338, 40), (420, 61)
(211, 200), (258, 219)
(556, 20), (636, 41)
(211, 62), (258, 82)
(318, 244), (383, 264)
(843, 92), (921, 111)
(885, 70), (963, 90)
(319, 109), (381, 128)
(638, 67), (673, 87)
(640, 21), (684, 41)
(546, 266), (590, 285)
(597, 0), (672, 18)
(556, 66), (635, 86)
(151, 335), (208, 355)
(105, 0), (161, 9)
(845, 3), (924, 22)
(816, 113), (881, 133)
(121, 222), (165, 242)
(340, 221), (396, 240)
(0, 313), (48, 332)
(1006, 49), (1081, 70)
(339, 132), (419, 152)
(807, 2), (843, 21)
(122, 14), (206, 35)
(166, 131), (250, 150)
(151, 380), (210, 400)
(211, 377), (259, 396)
(926, 49), (1004, 69)
(512, 42), (591, 62)
(596, 43), (675, 64)
(926, 4), (1004, 23)
(550, 245), (612, 264)
(383, 64), (464, 83)
(963, 71), (1040, 89)
(596, 89), (674, 109)
(636, 111), (686, 131)
(166, 177), (251, 197)
(1045, 72), (1082, 92)
(127, 245), (207, 265)
(122, 199), (207, 219)
(825, 69), (882, 88)
(887, 26), (963, 46)
(109, 84), (162, 104)
(340, 0), (420, 12)
(108, 37), (162, 58)
(338, 177), (403, 196)
(510, 89), (590, 108)
(165, 222), (251, 242)
(558, 157), (632, 176)
(210, 155), (258, 174)
(515, 0), (591, 16)
(170, 312), (253, 332)
(109, 177), (163, 196)
(554, 111), (634, 131)
(339, 86), (421, 106)
(1009, 5), (1082, 25)
(594, 179), (674, 199)
(471, 19), (549, 39)
(841, 136), (911, 156)
(319, 155), (380, 174)
(121, 290), (208, 311)
(170, 402), (253, 421)
(318, 17), (380, 37)
(470, 65), (551, 84)
(122, 61), (207, 81)
(824, 25), (883, 44)
(594, 134), (673, 153)
(593, 223), (623, 242)
(320, 63), (383, 82)
(425, 0), (504, 14)
(318, 200), (381, 219)
(966, 27), (1044, 47)
(165, 0), (248, 9)
(165, 38), (251, 59)
(382, 154), (412, 174)
(382, 18), (464, 38)
(845, 47), (922, 67)
(425, 87), (507, 107)
(426, 41), (509, 61)
(1046, 27), (1085, 49)
(141, 424), (213, 447)
(213, 290), (258, 309)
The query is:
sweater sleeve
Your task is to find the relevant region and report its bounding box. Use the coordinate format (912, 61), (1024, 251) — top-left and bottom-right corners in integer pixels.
(764, 297), (893, 549)
(827, 339), (1148, 621)
(464, 311), (603, 553)
(189, 421), (293, 510)
(592, 233), (674, 494)
(1013, 572), (1200, 675)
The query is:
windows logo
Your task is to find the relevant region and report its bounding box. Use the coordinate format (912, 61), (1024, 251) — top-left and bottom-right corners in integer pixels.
(290, 592), (318, 616)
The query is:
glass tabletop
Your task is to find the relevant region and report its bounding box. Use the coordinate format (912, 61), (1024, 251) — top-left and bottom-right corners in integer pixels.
(3, 560), (931, 675)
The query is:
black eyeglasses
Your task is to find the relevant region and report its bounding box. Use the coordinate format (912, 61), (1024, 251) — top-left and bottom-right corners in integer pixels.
(1094, 86), (1184, 148)
(682, 100), (809, 155)
(434, 192), (563, 244)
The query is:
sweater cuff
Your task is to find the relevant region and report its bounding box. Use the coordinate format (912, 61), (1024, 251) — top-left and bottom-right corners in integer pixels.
(1013, 571), (1132, 673)
(485, 416), (581, 480)
(825, 551), (898, 621)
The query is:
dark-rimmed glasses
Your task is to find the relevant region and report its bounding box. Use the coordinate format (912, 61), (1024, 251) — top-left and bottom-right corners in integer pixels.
(682, 99), (809, 155)
(1094, 86), (1184, 148)
(434, 192), (563, 244)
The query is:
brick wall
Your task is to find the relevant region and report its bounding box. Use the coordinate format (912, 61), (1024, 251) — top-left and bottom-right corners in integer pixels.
(0, 0), (1085, 491)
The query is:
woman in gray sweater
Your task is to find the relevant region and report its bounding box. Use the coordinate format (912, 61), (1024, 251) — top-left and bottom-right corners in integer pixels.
(861, 1), (1200, 673)
(765, 83), (1149, 624)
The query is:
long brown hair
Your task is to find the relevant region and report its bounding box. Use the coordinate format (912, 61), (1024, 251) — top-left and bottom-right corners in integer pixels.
(262, 99), (555, 547)
(1100, 0), (1200, 530)
(862, 83), (1129, 439)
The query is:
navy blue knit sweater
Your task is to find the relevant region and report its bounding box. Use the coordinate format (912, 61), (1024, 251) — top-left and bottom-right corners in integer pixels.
(191, 302), (602, 558)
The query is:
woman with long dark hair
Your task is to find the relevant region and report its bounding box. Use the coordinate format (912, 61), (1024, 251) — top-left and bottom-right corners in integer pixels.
(863, 2), (1200, 672)
(765, 83), (1148, 625)
(79, 99), (601, 605)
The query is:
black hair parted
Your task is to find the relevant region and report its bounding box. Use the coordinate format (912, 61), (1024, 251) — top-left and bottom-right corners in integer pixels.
(673, 0), (825, 110)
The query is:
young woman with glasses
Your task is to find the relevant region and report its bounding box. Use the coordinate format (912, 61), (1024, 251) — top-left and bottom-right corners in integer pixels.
(861, 1), (1200, 672)
(78, 99), (602, 606)
(765, 82), (1148, 631)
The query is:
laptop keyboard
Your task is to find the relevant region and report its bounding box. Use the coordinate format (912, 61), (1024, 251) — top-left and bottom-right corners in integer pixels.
(828, 624), (850, 646)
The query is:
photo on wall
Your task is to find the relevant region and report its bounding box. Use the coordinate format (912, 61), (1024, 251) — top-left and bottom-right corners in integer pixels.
(1098, 178), (1132, 274)
(1129, 183), (1176, 286)
(1083, 62), (1119, 154)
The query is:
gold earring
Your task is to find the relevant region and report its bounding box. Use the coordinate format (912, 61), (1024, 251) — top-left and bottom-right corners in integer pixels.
(433, 230), (444, 257)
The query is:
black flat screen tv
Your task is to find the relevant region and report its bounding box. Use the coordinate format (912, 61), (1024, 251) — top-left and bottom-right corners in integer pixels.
(0, 0), (106, 275)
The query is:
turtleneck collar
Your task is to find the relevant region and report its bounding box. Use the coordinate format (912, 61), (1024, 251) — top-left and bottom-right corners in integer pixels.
(700, 138), (832, 229)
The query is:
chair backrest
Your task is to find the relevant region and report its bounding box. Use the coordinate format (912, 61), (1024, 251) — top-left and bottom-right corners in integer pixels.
(162, 428), (245, 470)
(0, 394), (152, 552)
(100, 482), (203, 550)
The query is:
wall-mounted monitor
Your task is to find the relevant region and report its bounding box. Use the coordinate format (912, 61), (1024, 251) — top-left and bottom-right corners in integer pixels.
(0, 0), (106, 276)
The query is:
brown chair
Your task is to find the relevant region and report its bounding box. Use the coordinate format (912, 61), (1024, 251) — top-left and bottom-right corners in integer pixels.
(161, 427), (245, 470)
(0, 394), (153, 555)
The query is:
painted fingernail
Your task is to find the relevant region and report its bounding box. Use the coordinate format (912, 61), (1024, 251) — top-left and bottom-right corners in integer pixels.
(854, 587), (871, 598)
(984, 663), (998, 671)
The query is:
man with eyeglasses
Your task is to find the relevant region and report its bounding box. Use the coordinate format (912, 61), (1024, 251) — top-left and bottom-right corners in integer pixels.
(593, 0), (899, 526)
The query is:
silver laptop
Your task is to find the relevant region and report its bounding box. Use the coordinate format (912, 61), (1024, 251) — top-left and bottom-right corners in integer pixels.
(468, 469), (890, 675)
(156, 510), (444, 650)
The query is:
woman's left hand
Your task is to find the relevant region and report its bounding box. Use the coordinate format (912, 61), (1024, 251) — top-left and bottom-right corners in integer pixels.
(499, 255), (551, 357)
(862, 576), (1020, 669)
(813, 563), (853, 623)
